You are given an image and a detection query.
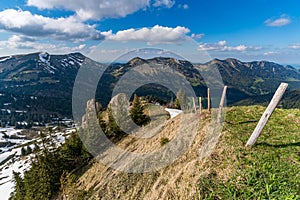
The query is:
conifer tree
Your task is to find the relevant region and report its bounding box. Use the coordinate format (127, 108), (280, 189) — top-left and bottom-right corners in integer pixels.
(33, 143), (40, 153)
(106, 106), (124, 139)
(130, 94), (150, 126)
(12, 171), (25, 200)
(21, 147), (26, 157)
(26, 146), (32, 155)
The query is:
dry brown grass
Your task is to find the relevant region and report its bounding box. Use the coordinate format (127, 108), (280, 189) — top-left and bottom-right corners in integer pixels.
(67, 106), (300, 200)
(72, 107), (237, 200)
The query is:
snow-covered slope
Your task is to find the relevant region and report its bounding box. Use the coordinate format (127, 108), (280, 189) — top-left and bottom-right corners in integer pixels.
(0, 127), (76, 199)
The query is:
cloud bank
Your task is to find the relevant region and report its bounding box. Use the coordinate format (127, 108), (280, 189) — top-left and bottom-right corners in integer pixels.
(27, 0), (175, 21)
(103, 25), (190, 44)
(198, 40), (261, 52)
(0, 9), (104, 41)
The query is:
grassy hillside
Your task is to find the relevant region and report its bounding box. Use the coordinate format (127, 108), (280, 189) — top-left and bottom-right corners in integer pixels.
(62, 106), (300, 199)
(200, 106), (300, 199)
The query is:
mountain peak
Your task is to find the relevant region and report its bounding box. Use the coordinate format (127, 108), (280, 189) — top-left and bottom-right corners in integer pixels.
(68, 52), (85, 57)
(128, 57), (147, 66)
(225, 58), (242, 63)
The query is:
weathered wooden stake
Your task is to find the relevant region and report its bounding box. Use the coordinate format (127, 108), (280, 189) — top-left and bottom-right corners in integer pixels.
(217, 86), (227, 123)
(245, 83), (288, 147)
(199, 97), (202, 114)
(192, 97), (197, 113)
(207, 88), (211, 112)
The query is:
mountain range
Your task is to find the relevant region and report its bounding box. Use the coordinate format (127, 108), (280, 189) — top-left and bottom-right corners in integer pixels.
(0, 52), (300, 123)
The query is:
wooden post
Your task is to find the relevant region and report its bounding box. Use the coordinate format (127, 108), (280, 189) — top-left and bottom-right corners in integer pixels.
(192, 97), (197, 113)
(245, 83), (288, 147)
(199, 97), (202, 114)
(207, 88), (211, 112)
(217, 86), (227, 123)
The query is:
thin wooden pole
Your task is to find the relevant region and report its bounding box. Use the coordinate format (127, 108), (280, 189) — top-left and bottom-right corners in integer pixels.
(192, 97), (197, 113)
(246, 83), (288, 147)
(199, 97), (202, 114)
(207, 88), (211, 112)
(217, 86), (227, 123)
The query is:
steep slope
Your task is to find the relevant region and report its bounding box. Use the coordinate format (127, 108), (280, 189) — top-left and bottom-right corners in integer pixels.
(66, 107), (210, 199)
(64, 105), (300, 199)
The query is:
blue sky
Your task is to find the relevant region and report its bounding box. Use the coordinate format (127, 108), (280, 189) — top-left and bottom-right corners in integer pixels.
(0, 0), (300, 64)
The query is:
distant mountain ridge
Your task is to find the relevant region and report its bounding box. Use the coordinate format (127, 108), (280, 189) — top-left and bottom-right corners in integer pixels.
(202, 58), (300, 95)
(0, 52), (94, 124)
(0, 52), (86, 98)
(0, 52), (300, 122)
(101, 56), (300, 105)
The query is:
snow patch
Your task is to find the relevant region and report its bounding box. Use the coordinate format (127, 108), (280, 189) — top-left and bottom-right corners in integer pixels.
(38, 52), (56, 74)
(165, 108), (182, 119)
(0, 56), (12, 63)
(68, 55), (83, 66)
(1, 109), (11, 114)
(0, 151), (32, 200)
(0, 128), (76, 199)
(0, 128), (22, 138)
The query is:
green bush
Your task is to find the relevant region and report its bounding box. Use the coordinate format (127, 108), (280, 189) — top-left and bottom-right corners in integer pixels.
(160, 137), (170, 146)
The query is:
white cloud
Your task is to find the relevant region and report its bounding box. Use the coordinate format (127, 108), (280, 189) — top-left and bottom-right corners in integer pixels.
(218, 40), (227, 46)
(183, 4), (189, 9)
(27, 0), (153, 21)
(103, 25), (190, 44)
(289, 44), (300, 49)
(72, 44), (87, 51)
(178, 4), (189, 9)
(265, 15), (291, 27)
(198, 40), (261, 52)
(153, 0), (175, 8)
(263, 51), (278, 56)
(7, 35), (37, 49)
(0, 8), (193, 50)
(191, 33), (204, 40)
(0, 9), (104, 41)
(225, 45), (247, 51)
(2, 35), (87, 53)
